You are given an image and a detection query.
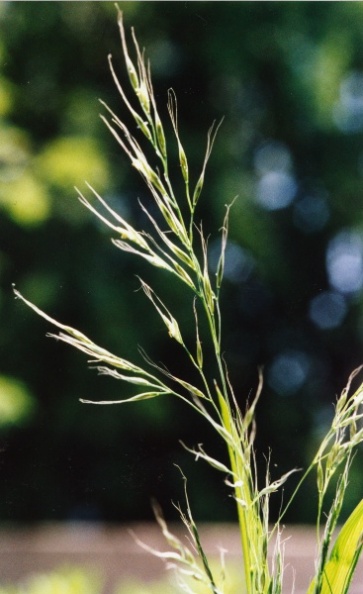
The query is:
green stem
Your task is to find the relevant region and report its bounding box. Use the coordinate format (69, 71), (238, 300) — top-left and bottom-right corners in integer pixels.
(216, 385), (255, 594)
(190, 232), (269, 594)
(204, 299), (256, 594)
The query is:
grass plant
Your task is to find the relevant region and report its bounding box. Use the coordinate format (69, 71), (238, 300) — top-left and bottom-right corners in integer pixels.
(14, 7), (363, 594)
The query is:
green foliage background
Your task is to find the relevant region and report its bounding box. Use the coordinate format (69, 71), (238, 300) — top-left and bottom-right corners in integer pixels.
(1, 1), (363, 524)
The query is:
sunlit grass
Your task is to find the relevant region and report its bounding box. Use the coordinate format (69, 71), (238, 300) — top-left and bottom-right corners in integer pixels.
(13, 6), (363, 594)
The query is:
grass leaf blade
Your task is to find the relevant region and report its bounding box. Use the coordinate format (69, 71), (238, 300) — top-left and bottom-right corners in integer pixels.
(307, 498), (363, 594)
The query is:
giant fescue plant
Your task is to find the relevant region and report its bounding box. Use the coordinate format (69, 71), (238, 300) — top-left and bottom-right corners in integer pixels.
(14, 7), (363, 594)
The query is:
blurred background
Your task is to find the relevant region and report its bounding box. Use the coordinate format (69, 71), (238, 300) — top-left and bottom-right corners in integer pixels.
(1, 1), (363, 527)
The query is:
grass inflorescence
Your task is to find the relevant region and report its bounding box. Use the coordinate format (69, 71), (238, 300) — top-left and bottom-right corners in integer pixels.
(14, 6), (363, 594)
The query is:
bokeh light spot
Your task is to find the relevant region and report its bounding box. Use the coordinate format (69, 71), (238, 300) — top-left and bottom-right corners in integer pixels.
(308, 290), (347, 329)
(0, 375), (36, 428)
(255, 171), (297, 211)
(326, 230), (363, 294)
(254, 140), (292, 175)
(38, 136), (109, 191)
(334, 70), (363, 133)
(268, 350), (310, 396)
